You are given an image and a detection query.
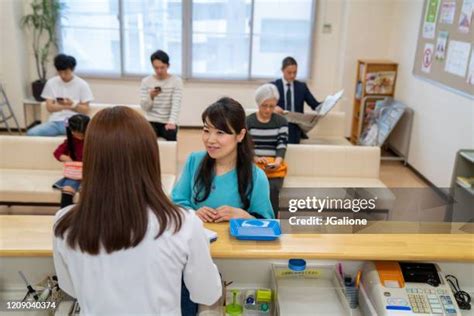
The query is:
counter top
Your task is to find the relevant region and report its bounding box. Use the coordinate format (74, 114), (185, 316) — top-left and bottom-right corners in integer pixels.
(1, 216), (473, 262)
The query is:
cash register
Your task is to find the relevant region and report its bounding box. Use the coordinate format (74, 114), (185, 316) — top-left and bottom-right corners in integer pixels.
(360, 261), (461, 315)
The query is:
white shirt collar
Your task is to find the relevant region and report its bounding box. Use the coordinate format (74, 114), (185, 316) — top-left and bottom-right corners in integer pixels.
(282, 77), (293, 88)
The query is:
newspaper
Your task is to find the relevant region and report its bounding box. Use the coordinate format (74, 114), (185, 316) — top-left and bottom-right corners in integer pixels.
(282, 90), (343, 133)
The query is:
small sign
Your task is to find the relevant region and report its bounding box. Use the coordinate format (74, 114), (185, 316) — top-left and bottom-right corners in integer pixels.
(422, 43), (434, 73)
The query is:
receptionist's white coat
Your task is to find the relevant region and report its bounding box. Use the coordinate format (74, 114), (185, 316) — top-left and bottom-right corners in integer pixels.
(53, 206), (221, 315)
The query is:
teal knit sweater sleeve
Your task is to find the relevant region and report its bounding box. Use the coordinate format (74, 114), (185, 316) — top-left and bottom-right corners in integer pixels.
(248, 167), (275, 219)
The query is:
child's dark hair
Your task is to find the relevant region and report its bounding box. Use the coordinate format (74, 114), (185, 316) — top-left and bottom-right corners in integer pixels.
(54, 54), (77, 71)
(67, 114), (90, 161)
(150, 50), (170, 65)
(194, 97), (255, 210)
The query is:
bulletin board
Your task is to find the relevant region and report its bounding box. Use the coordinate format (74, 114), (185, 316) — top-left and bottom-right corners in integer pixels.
(413, 0), (474, 98)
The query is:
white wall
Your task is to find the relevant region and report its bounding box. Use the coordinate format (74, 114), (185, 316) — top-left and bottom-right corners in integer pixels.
(0, 0), (29, 127)
(388, 0), (474, 187)
(336, 0), (396, 135)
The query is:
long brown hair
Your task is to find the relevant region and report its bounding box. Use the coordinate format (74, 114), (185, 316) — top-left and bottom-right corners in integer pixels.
(54, 106), (183, 255)
(194, 97), (255, 209)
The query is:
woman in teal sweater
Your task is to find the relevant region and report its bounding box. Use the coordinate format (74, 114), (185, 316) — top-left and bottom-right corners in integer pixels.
(172, 97), (274, 221)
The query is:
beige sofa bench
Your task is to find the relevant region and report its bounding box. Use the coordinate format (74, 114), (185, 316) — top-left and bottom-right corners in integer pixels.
(284, 144), (385, 188)
(282, 144), (394, 219)
(245, 109), (350, 145)
(301, 111), (351, 145)
(40, 102), (145, 122)
(0, 136), (177, 205)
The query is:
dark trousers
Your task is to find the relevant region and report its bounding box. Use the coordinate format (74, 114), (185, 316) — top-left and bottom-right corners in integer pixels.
(269, 177), (284, 218)
(288, 123), (309, 144)
(150, 122), (178, 141)
(288, 123), (302, 144)
(181, 280), (198, 316)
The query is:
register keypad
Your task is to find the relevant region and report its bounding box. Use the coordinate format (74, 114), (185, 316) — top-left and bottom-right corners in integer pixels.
(406, 288), (456, 315)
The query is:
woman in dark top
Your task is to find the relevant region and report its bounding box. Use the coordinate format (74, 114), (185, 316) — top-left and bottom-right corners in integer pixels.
(246, 83), (289, 217)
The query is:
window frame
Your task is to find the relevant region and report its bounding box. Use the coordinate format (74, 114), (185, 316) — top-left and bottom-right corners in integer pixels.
(58, 0), (317, 82)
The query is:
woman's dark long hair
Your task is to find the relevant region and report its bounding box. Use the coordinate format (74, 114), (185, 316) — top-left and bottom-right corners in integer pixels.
(54, 107), (183, 255)
(194, 97), (254, 210)
(66, 114), (90, 161)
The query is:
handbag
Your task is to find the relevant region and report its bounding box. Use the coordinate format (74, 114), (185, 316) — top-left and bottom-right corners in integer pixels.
(63, 161), (83, 180)
(256, 157), (288, 178)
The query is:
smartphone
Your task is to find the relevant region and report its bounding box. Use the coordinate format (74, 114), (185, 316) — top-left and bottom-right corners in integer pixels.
(154, 86), (162, 92)
(56, 97), (64, 102)
(265, 163), (277, 170)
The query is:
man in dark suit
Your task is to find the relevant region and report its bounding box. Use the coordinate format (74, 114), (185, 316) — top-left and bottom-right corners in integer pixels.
(272, 56), (321, 144)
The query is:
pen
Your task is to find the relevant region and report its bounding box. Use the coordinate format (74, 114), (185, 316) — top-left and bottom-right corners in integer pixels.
(355, 270), (362, 288)
(337, 263), (344, 278)
(18, 271), (39, 301)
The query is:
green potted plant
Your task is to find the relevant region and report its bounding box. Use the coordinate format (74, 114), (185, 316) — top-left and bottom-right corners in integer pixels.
(21, 0), (62, 101)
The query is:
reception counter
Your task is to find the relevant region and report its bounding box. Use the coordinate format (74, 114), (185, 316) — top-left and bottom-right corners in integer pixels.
(1, 215), (473, 262)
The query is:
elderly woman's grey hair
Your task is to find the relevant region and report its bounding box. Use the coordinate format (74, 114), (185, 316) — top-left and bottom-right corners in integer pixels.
(255, 83), (280, 106)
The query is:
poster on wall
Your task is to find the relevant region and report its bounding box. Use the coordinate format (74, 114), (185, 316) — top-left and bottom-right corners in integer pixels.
(467, 51), (474, 85)
(440, 0), (456, 24)
(445, 41), (471, 77)
(422, 43), (435, 73)
(435, 31), (449, 59)
(423, 0), (441, 38)
(458, 0), (473, 33)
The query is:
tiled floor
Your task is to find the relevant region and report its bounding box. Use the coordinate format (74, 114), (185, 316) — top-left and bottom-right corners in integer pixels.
(379, 161), (427, 188)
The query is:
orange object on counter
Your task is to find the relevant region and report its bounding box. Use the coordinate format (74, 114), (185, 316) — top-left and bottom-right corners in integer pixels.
(374, 261), (405, 288)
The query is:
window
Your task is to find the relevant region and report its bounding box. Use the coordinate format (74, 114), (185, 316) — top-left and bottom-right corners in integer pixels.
(59, 0), (315, 80)
(121, 0), (182, 75)
(59, 0), (121, 76)
(191, 0), (251, 79)
(252, 0), (314, 79)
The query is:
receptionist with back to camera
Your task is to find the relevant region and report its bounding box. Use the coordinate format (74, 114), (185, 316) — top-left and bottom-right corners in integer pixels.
(53, 107), (221, 315)
(272, 56), (321, 144)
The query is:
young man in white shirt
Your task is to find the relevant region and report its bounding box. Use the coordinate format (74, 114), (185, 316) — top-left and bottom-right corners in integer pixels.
(27, 54), (94, 137)
(140, 50), (183, 141)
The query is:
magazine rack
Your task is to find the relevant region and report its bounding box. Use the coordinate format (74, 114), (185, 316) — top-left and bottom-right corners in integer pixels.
(358, 98), (413, 165)
(351, 60), (398, 144)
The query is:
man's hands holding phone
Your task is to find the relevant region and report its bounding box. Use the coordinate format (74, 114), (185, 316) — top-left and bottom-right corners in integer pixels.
(149, 86), (161, 99)
(56, 97), (74, 108)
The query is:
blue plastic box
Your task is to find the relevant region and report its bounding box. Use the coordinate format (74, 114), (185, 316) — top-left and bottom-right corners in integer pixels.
(229, 219), (281, 241)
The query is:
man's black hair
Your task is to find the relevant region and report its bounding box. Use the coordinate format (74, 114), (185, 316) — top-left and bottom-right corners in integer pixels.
(54, 54), (77, 71)
(150, 50), (170, 65)
(281, 56), (297, 70)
